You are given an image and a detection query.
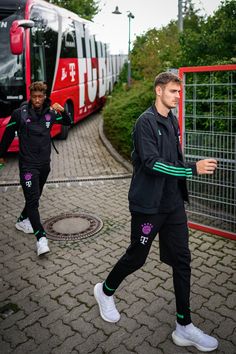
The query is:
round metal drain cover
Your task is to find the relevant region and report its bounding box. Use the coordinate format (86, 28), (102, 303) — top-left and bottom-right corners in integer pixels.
(44, 213), (103, 241)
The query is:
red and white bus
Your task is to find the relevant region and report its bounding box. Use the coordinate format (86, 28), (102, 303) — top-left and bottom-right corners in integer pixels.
(0, 0), (126, 151)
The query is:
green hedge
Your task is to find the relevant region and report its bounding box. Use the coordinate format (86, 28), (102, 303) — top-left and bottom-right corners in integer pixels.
(103, 80), (154, 160)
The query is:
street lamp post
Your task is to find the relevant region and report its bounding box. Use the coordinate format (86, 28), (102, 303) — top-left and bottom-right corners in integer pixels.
(127, 11), (135, 87)
(112, 6), (134, 87)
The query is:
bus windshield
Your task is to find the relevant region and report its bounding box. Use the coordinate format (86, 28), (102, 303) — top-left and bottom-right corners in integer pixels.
(0, 12), (26, 117)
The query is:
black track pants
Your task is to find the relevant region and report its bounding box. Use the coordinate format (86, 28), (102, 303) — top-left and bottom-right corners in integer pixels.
(104, 205), (191, 325)
(19, 164), (50, 238)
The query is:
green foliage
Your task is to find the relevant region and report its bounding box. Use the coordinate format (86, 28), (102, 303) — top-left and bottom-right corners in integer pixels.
(103, 81), (154, 159)
(47, 0), (99, 20)
(103, 0), (236, 160)
(131, 22), (181, 81)
(180, 0), (236, 65)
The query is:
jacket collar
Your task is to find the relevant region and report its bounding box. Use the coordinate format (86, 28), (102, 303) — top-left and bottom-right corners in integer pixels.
(27, 97), (52, 117)
(150, 103), (174, 124)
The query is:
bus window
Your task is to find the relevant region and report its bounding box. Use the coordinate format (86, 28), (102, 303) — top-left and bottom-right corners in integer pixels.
(30, 12), (46, 82)
(60, 19), (77, 58)
(30, 6), (58, 93)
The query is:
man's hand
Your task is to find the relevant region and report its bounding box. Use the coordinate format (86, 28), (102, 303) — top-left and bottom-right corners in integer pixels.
(196, 159), (217, 175)
(51, 103), (64, 112)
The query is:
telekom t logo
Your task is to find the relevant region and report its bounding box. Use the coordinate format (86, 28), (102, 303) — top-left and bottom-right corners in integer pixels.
(69, 63), (76, 82)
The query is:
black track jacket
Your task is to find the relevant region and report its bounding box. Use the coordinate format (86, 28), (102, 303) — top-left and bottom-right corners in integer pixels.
(128, 104), (198, 214)
(0, 98), (72, 166)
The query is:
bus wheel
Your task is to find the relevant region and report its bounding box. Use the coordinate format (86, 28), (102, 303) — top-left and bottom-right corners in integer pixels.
(57, 102), (73, 140)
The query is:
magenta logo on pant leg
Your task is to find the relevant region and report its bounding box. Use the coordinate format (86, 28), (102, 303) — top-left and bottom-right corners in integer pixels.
(141, 223), (153, 235)
(24, 172), (32, 188)
(24, 172), (32, 181)
(140, 223), (153, 245)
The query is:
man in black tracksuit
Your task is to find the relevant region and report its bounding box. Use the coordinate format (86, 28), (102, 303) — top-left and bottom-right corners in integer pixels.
(94, 72), (219, 352)
(0, 81), (72, 256)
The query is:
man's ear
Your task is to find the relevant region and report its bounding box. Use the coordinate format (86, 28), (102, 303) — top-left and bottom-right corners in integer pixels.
(155, 86), (162, 96)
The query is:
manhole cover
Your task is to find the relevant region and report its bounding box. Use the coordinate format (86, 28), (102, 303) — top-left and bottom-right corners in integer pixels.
(44, 213), (103, 241)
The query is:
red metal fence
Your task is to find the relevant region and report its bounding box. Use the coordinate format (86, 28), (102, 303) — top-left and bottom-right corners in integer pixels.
(179, 65), (236, 240)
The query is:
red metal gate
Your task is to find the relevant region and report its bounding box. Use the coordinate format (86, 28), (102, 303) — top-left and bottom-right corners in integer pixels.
(179, 65), (236, 240)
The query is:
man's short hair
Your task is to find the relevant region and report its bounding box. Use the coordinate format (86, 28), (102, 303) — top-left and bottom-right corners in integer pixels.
(29, 81), (47, 94)
(154, 72), (181, 88)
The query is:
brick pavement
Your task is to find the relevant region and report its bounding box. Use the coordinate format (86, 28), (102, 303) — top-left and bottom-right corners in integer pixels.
(0, 113), (235, 353)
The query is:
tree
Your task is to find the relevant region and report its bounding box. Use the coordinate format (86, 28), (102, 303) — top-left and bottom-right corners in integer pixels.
(131, 21), (181, 81)
(130, 0), (236, 80)
(180, 0), (236, 65)
(47, 0), (100, 21)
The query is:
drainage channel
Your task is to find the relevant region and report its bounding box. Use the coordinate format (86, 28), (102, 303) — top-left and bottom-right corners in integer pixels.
(0, 173), (132, 188)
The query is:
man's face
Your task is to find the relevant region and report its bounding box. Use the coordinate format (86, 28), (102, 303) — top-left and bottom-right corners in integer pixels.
(30, 90), (46, 109)
(156, 82), (181, 110)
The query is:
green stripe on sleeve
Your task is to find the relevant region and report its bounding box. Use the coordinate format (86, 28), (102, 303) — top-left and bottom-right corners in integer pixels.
(153, 166), (187, 177)
(153, 162), (193, 177)
(6, 121), (17, 128)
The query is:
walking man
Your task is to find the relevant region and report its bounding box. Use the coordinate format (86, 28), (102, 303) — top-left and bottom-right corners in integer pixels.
(94, 72), (218, 352)
(0, 81), (72, 256)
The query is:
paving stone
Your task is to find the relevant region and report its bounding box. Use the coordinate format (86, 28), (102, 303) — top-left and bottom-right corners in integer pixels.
(49, 319), (74, 341)
(17, 308), (47, 330)
(58, 293), (80, 310)
(51, 333), (85, 354)
(70, 317), (97, 339)
(0, 341), (12, 354)
(39, 307), (68, 327)
(93, 317), (120, 336)
(3, 324), (28, 348)
(62, 305), (89, 324)
(30, 335), (62, 354)
(49, 282), (74, 299)
(11, 339), (36, 354)
(76, 330), (107, 353)
(101, 328), (131, 352)
(217, 339), (236, 354)
(109, 344), (134, 354)
(135, 341), (159, 354)
(25, 322), (51, 344)
(146, 323), (172, 347)
(123, 325), (153, 351)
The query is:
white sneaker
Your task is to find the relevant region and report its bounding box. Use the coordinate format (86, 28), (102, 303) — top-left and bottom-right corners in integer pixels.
(94, 283), (120, 323)
(172, 322), (218, 352)
(15, 218), (34, 234)
(36, 237), (50, 256)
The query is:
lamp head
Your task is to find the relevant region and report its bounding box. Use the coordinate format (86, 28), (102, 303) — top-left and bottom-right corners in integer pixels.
(112, 6), (122, 15)
(128, 12), (135, 19)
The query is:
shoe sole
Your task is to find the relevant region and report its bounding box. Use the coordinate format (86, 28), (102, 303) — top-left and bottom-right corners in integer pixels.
(37, 247), (50, 257)
(94, 284), (120, 323)
(172, 331), (218, 352)
(15, 224), (34, 234)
